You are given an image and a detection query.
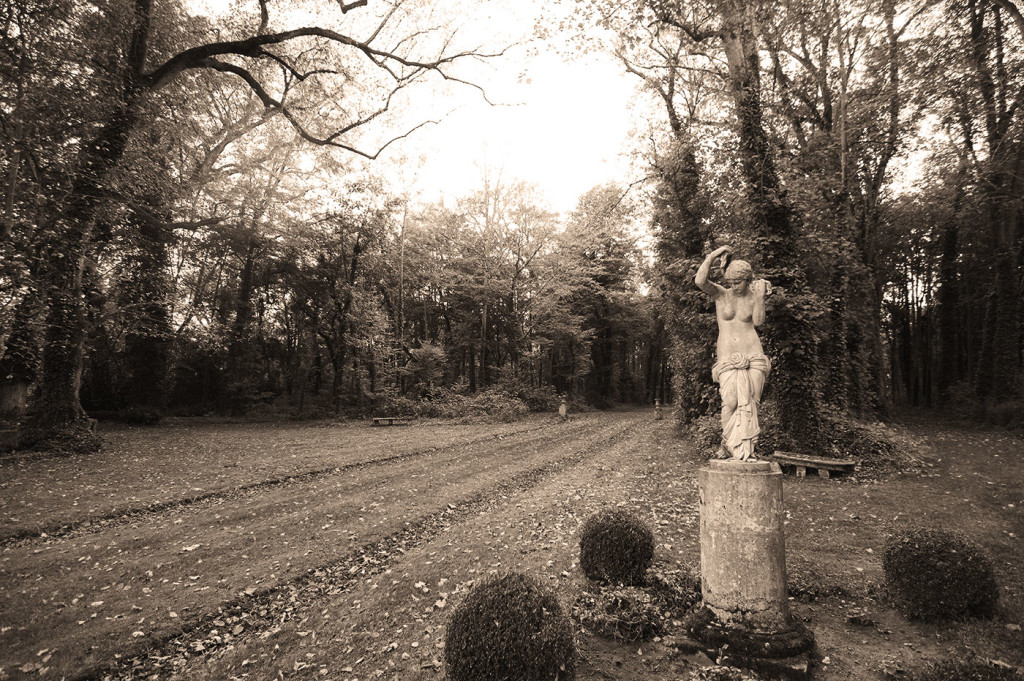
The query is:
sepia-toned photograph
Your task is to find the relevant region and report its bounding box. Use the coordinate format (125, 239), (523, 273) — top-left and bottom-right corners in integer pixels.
(1, 0), (1021, 679)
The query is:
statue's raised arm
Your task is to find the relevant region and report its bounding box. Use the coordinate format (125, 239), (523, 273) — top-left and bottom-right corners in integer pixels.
(695, 247), (772, 462)
(694, 245), (732, 298)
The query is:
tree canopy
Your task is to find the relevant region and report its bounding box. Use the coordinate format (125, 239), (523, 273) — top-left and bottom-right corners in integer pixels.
(1, 0), (1021, 453)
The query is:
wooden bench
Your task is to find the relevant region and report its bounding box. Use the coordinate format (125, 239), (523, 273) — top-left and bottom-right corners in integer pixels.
(372, 416), (413, 427)
(771, 451), (858, 478)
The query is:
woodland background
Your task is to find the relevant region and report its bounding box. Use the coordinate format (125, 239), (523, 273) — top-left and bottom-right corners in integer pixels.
(0, 0), (1021, 455)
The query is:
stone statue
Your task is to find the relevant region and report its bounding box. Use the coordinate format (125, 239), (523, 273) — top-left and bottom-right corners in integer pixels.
(558, 397), (568, 422)
(695, 245), (772, 461)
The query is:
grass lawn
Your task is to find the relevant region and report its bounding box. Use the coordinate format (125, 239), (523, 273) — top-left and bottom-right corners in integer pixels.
(1, 409), (1021, 680)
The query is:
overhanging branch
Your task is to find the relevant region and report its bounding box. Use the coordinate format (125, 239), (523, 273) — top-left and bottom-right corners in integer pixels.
(989, 0), (1024, 36)
(280, 104), (446, 159)
(339, 0), (368, 13)
(193, 58), (281, 108)
(259, 48), (338, 82)
(145, 26), (504, 91)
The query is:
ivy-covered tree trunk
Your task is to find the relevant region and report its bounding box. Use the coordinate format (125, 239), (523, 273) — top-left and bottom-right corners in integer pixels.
(652, 138), (716, 422)
(821, 264), (850, 412)
(23, 0), (152, 449)
(24, 111), (140, 446)
(718, 0), (824, 449)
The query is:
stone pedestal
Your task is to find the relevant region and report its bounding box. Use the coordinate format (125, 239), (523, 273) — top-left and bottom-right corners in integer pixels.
(688, 459), (813, 673)
(698, 459), (791, 631)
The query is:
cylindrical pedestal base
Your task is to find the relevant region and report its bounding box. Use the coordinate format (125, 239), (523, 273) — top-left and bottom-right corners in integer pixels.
(698, 459), (791, 632)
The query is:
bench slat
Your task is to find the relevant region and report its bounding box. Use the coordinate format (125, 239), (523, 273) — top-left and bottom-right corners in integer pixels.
(372, 417), (412, 426)
(772, 451), (857, 470)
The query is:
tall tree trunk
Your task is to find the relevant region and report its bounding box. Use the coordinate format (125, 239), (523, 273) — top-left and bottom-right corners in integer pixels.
(0, 294), (39, 422)
(967, 0), (1023, 401)
(936, 219), (962, 402)
(985, 249), (1021, 397)
(480, 304), (489, 387)
(226, 245), (257, 416)
(718, 0), (824, 448)
(121, 199), (172, 418)
(330, 350), (346, 414)
(24, 0), (153, 447)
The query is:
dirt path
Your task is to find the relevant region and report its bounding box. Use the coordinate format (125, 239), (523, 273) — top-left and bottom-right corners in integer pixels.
(157, 413), (699, 681)
(0, 418), (554, 543)
(1, 412), (645, 679)
(2, 411), (1021, 681)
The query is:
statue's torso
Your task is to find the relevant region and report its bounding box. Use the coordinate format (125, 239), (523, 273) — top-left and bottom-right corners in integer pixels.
(715, 290), (763, 358)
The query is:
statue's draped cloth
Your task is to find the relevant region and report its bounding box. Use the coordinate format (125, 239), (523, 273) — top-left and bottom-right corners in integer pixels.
(712, 352), (771, 460)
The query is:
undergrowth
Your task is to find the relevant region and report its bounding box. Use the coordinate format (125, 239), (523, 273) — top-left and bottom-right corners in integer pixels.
(571, 563), (700, 642)
(683, 408), (912, 471)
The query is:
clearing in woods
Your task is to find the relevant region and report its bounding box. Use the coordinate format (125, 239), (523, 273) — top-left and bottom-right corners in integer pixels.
(0, 409), (1021, 680)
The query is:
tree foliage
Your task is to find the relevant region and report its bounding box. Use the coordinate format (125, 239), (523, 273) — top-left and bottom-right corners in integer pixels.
(3, 0), (1021, 452)
(552, 0), (1024, 445)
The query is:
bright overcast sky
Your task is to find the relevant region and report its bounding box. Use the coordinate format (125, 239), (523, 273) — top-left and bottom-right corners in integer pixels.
(370, 0), (641, 214)
(188, 0), (641, 214)
(392, 44), (640, 214)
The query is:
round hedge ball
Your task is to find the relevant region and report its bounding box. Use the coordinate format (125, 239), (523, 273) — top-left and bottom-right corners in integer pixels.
(883, 528), (999, 621)
(445, 572), (576, 681)
(578, 509), (655, 586)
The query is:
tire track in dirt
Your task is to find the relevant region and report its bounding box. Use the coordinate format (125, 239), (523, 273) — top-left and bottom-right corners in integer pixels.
(248, 418), (700, 681)
(1, 414), (643, 680)
(0, 420), (561, 548)
(75, 415), (647, 681)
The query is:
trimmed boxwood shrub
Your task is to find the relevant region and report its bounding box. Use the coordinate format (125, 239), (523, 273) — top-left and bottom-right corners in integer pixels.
(883, 528), (999, 621)
(445, 572), (575, 681)
(579, 509), (655, 586)
(907, 657), (1020, 681)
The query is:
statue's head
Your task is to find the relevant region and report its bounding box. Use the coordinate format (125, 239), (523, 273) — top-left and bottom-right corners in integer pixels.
(724, 259), (753, 288)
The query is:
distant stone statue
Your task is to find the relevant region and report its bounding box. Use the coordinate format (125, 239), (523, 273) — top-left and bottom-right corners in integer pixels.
(654, 398), (663, 420)
(695, 245), (771, 462)
(558, 397), (568, 422)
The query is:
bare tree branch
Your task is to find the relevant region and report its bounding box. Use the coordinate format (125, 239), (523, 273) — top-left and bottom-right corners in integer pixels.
(651, 14), (718, 44)
(258, 48), (338, 82)
(366, 2), (400, 44)
(192, 108), (276, 185)
(257, 0), (268, 35)
(145, 26), (505, 91)
(166, 216), (229, 231)
(193, 58), (281, 108)
(989, 0), (1024, 36)
(279, 101), (446, 160)
(339, 0), (368, 13)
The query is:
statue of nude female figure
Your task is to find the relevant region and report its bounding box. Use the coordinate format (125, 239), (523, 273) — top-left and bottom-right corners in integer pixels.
(694, 245), (772, 461)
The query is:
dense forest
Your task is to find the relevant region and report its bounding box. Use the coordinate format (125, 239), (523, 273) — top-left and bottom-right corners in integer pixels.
(1, 0), (1021, 454)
